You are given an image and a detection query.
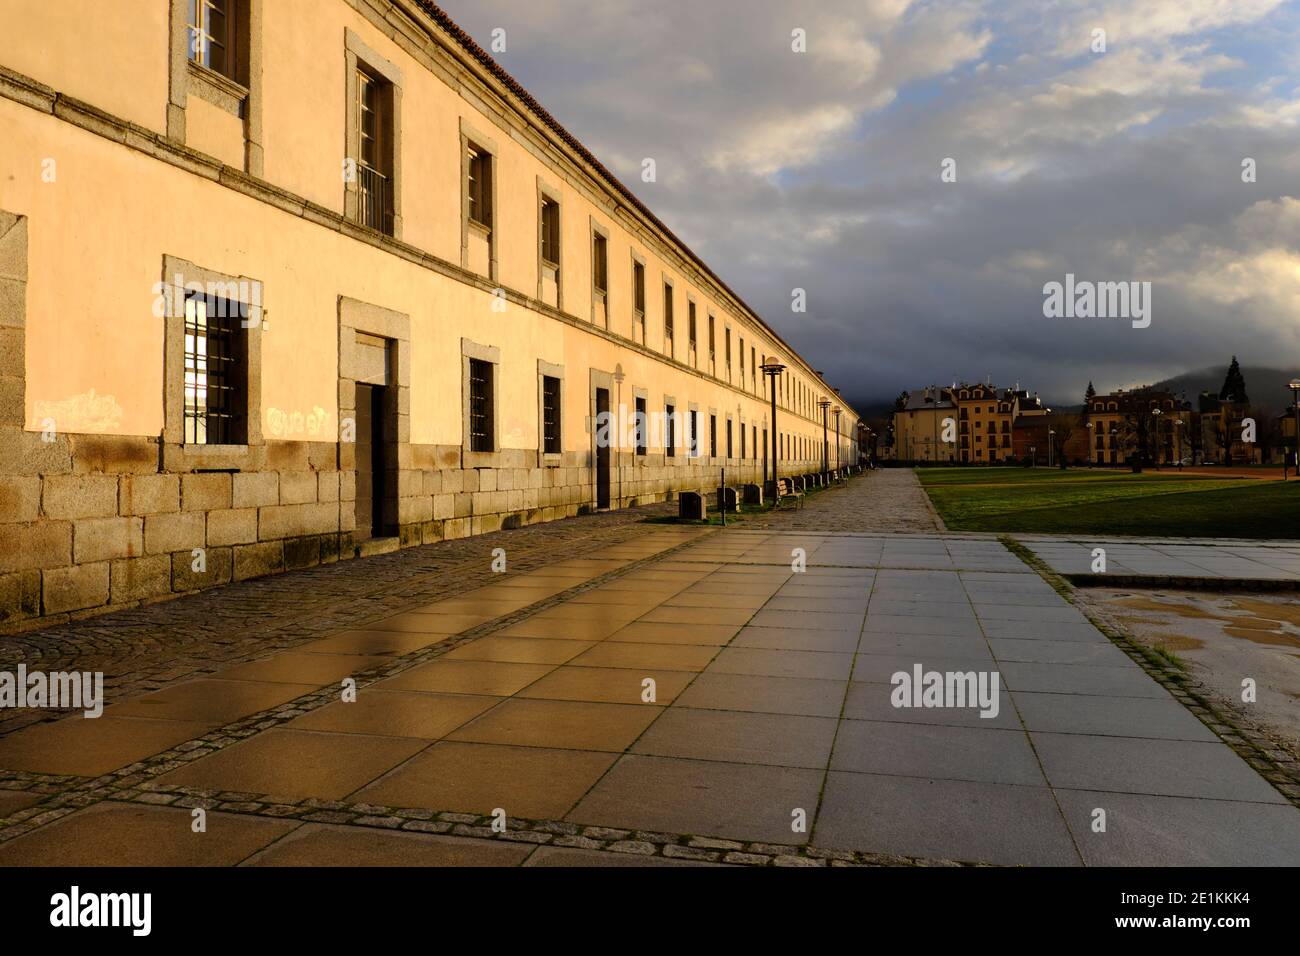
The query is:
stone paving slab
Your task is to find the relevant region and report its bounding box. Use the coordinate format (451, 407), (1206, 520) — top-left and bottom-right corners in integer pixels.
(2, 503), (1299, 866)
(1053, 790), (1300, 866)
(1018, 536), (1300, 582)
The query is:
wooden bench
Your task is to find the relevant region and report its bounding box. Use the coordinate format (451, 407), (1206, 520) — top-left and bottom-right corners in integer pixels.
(775, 478), (803, 509)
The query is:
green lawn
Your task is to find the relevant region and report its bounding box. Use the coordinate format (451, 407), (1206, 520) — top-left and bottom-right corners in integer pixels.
(916, 467), (1300, 538)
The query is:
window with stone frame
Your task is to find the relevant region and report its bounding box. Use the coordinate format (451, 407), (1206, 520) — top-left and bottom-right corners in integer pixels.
(663, 282), (674, 353)
(467, 142), (493, 232)
(542, 375), (561, 455)
(592, 232), (608, 295)
(469, 358), (495, 453)
(355, 66), (395, 235)
(183, 292), (248, 445)
(635, 396), (647, 456)
(632, 260), (646, 342)
(540, 197), (560, 268)
(188, 0), (245, 84)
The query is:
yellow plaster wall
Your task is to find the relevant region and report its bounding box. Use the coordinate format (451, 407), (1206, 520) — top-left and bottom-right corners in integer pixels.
(0, 0), (857, 461)
(0, 0), (169, 135)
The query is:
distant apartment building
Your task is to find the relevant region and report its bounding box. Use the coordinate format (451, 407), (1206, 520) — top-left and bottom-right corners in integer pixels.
(0, 1), (859, 630)
(953, 383), (1013, 464)
(1273, 411), (1298, 465)
(1009, 391), (1051, 463)
(1086, 388), (1192, 466)
(892, 383), (1053, 464)
(892, 386), (956, 462)
(1197, 392), (1256, 464)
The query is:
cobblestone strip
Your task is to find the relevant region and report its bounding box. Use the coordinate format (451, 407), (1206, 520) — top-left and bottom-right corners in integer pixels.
(0, 503), (678, 735)
(1001, 535), (1300, 807)
(743, 470), (942, 534)
(0, 525), (714, 842)
(90, 783), (976, 868)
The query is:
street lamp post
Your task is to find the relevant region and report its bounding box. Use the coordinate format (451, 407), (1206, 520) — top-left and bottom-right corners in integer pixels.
(1289, 379), (1300, 479)
(1047, 429), (1055, 468)
(761, 358), (786, 499)
(1152, 407), (1162, 469)
(817, 397), (831, 480)
(832, 406), (842, 473)
(1087, 421), (1095, 467)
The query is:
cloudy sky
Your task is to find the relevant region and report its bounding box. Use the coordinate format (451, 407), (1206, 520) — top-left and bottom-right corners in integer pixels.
(439, 0), (1300, 408)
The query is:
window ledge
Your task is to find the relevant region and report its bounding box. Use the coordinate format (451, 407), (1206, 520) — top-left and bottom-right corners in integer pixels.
(165, 442), (263, 474)
(184, 443), (250, 453)
(187, 61), (249, 117)
(463, 449), (500, 470)
(541, 453), (562, 468)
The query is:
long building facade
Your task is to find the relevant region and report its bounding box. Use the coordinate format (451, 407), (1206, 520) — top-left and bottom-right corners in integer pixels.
(0, 0), (860, 631)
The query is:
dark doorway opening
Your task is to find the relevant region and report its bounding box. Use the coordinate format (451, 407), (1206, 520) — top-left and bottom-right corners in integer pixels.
(595, 386), (611, 509)
(354, 382), (391, 539)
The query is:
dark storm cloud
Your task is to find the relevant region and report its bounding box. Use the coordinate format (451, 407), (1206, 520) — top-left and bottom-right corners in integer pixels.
(438, 0), (1300, 406)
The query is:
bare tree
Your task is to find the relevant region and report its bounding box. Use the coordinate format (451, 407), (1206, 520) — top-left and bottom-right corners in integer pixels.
(1048, 412), (1079, 467)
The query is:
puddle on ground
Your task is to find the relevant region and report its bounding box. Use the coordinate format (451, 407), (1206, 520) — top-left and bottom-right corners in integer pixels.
(1113, 624), (1205, 651)
(1112, 592), (1300, 649)
(1223, 627), (1300, 648)
(1084, 588), (1300, 753)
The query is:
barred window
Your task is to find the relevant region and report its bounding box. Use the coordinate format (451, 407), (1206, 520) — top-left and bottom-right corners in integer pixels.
(542, 375), (561, 455)
(688, 303), (697, 349)
(184, 294), (246, 445)
(469, 358), (495, 452)
(355, 68), (393, 235)
(710, 414), (717, 458)
(635, 397), (647, 456)
(666, 404), (676, 458)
